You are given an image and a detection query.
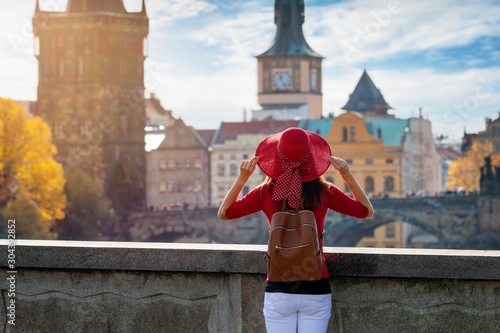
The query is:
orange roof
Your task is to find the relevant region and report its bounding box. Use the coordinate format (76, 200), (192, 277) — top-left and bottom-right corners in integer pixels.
(213, 119), (300, 144)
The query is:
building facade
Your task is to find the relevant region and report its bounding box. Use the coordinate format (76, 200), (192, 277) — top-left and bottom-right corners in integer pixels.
(323, 112), (406, 197)
(463, 113), (500, 153)
(254, 0), (323, 120)
(33, 0), (149, 211)
(147, 119), (212, 210)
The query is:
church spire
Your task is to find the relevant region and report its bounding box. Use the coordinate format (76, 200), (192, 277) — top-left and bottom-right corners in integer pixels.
(35, 0), (41, 14)
(258, 0), (321, 58)
(140, 0), (148, 16)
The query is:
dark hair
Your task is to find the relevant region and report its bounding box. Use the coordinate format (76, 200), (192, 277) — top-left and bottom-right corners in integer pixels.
(260, 176), (327, 210)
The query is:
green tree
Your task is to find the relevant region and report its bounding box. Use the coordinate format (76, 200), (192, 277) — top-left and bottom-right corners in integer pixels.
(56, 170), (113, 240)
(1, 199), (55, 239)
(0, 98), (66, 236)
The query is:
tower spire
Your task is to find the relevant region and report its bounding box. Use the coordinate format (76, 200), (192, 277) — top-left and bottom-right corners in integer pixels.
(35, 0), (41, 14)
(259, 0), (321, 57)
(140, 0), (147, 16)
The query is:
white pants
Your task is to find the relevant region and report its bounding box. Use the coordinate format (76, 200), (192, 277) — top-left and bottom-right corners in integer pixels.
(263, 292), (332, 333)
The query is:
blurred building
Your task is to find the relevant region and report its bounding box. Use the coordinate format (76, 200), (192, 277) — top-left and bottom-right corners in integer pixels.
(146, 119), (214, 210)
(462, 113), (500, 153)
(356, 222), (411, 248)
(436, 145), (461, 191)
(145, 93), (174, 152)
(32, 0), (149, 211)
(254, 0), (323, 120)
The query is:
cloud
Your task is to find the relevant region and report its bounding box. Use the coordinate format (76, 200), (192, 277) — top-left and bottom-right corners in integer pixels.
(305, 0), (500, 67)
(142, 0), (217, 27)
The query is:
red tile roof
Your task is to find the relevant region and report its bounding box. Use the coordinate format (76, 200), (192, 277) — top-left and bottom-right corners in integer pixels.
(214, 119), (300, 144)
(437, 146), (461, 161)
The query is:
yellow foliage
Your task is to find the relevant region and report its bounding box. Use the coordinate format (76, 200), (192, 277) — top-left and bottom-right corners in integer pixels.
(446, 141), (498, 191)
(0, 98), (66, 229)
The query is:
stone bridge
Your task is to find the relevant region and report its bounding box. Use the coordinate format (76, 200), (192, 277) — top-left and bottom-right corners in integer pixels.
(124, 195), (500, 249)
(327, 195), (500, 247)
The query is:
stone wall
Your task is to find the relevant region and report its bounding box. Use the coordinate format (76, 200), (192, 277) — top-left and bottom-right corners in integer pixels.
(1, 240), (499, 332)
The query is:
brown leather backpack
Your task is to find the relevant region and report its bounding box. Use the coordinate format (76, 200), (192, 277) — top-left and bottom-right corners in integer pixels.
(266, 194), (323, 282)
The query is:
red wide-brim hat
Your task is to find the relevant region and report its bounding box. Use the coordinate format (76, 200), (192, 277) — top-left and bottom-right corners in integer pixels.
(256, 127), (332, 182)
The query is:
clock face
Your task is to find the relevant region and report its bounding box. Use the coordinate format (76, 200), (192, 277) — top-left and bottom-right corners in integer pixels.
(273, 71), (291, 91)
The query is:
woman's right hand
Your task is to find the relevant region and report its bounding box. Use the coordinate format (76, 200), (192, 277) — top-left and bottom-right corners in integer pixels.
(239, 156), (259, 181)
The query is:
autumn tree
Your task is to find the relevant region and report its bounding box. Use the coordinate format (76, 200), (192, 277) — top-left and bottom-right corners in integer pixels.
(0, 98), (66, 237)
(447, 141), (500, 192)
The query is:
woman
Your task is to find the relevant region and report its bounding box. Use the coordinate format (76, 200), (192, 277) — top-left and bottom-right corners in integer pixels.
(218, 127), (373, 332)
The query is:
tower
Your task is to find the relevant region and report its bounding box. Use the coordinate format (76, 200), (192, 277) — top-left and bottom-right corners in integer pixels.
(33, 0), (149, 211)
(255, 0), (323, 120)
(342, 70), (392, 117)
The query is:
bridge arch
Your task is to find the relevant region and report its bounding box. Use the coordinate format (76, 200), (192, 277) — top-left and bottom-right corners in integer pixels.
(325, 202), (448, 247)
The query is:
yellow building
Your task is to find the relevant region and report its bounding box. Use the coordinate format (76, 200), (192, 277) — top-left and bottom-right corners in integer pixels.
(324, 112), (405, 198)
(356, 222), (410, 248)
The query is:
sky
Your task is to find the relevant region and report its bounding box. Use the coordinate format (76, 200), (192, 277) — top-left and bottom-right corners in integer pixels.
(1, 0), (500, 144)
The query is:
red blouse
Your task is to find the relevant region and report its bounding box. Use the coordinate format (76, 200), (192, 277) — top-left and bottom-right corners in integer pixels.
(225, 182), (369, 278)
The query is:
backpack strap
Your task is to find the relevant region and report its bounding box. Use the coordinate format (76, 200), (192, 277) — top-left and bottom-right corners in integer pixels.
(282, 193), (304, 211)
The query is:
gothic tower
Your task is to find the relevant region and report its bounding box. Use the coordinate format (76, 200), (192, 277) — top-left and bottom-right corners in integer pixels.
(33, 0), (149, 211)
(255, 0), (323, 120)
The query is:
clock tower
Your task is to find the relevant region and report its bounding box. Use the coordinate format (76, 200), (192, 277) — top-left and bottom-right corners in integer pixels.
(33, 0), (149, 212)
(255, 0), (323, 120)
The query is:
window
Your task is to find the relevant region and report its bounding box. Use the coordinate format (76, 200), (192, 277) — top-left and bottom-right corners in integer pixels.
(159, 181), (166, 193)
(194, 159), (202, 169)
(59, 61), (65, 76)
(386, 159), (394, 164)
(176, 160), (183, 169)
(384, 176), (394, 192)
(242, 154), (249, 160)
(185, 180), (193, 192)
(167, 181), (174, 193)
(345, 183), (351, 194)
(217, 185), (225, 198)
(230, 153), (237, 160)
(217, 164), (225, 176)
(386, 224), (395, 238)
(346, 159), (353, 165)
(177, 181), (184, 193)
(34, 36), (40, 56)
(365, 176), (374, 192)
(54, 122), (64, 139)
(218, 153), (224, 160)
(194, 180), (202, 192)
(168, 159), (175, 169)
(78, 59), (84, 76)
(365, 159), (373, 165)
(325, 177), (334, 184)
(342, 127), (348, 142)
(184, 159), (191, 169)
(159, 158), (167, 170)
(230, 164), (238, 176)
(350, 126), (356, 141)
(310, 70), (317, 91)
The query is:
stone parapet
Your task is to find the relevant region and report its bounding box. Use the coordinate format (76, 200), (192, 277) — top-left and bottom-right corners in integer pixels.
(1, 240), (499, 332)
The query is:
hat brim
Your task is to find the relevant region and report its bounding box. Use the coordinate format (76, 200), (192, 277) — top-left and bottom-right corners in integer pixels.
(256, 130), (332, 182)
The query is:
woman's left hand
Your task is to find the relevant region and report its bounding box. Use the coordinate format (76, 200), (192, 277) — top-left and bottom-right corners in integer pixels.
(329, 156), (351, 176)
